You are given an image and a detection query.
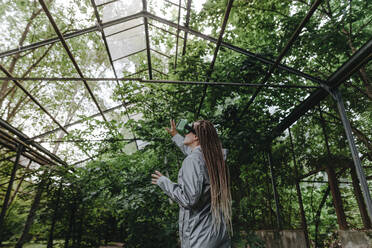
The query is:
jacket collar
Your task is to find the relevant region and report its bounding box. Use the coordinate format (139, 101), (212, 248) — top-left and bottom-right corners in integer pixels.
(192, 146), (201, 153)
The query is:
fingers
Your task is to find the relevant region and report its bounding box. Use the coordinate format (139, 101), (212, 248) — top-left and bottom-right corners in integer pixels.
(151, 172), (163, 178)
(171, 119), (176, 129)
(151, 173), (160, 179)
(151, 171), (163, 185)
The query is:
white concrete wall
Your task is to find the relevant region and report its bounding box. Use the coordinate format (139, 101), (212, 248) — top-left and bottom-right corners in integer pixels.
(255, 230), (307, 248)
(339, 230), (372, 248)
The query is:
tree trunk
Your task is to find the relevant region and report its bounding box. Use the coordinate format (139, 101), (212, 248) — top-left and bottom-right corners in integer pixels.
(15, 173), (49, 248)
(325, 166), (348, 230)
(0, 145), (23, 244)
(76, 205), (85, 248)
(314, 186), (330, 248)
(64, 196), (77, 248)
(319, 107), (348, 230)
(47, 180), (63, 248)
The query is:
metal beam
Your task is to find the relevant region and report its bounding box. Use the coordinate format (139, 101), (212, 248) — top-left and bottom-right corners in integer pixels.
(0, 119), (66, 165)
(90, 0), (139, 151)
(0, 10), (323, 87)
(0, 65), (69, 134)
(112, 49), (146, 62)
(0, 118), (66, 165)
(240, 0), (323, 115)
(0, 77), (320, 88)
(96, 0), (120, 8)
(125, 69), (147, 77)
(0, 12), (144, 59)
(174, 0), (182, 68)
(105, 23), (144, 38)
(332, 88), (372, 222)
(196, 0), (234, 118)
(271, 38), (372, 138)
(151, 48), (171, 58)
(37, 138), (159, 143)
(142, 0), (153, 79)
(164, 0), (186, 10)
(300, 180), (353, 184)
(148, 22), (184, 39)
(144, 11), (325, 85)
(0, 131), (53, 166)
(32, 103), (128, 140)
(38, 0), (107, 122)
(266, 148), (282, 231)
(0, 141), (50, 167)
(0, 11), (324, 86)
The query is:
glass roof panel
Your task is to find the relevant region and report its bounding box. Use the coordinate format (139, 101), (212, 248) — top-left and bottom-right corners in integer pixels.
(99, 0), (142, 23)
(95, 0), (113, 5)
(148, 0), (186, 24)
(104, 18), (144, 37)
(106, 25), (146, 61)
(113, 50), (148, 77)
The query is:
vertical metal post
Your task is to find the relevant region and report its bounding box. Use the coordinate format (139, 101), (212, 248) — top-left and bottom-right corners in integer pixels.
(0, 144), (23, 230)
(332, 88), (372, 222)
(174, 0), (182, 69)
(288, 128), (310, 248)
(142, 0), (153, 79)
(266, 147), (282, 230)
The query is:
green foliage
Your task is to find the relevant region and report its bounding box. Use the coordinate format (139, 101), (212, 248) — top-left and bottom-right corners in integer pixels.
(0, 0), (371, 247)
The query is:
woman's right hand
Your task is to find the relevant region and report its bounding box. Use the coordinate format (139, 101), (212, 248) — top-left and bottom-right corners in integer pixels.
(165, 119), (178, 137)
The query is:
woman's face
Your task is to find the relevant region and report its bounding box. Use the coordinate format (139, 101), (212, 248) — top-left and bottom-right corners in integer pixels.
(183, 131), (197, 145)
(183, 122), (199, 146)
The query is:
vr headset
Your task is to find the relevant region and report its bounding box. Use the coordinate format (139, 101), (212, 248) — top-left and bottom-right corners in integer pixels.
(176, 119), (196, 135)
(176, 119), (228, 160)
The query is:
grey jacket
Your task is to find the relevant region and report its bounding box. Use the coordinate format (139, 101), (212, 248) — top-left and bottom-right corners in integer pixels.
(157, 134), (231, 248)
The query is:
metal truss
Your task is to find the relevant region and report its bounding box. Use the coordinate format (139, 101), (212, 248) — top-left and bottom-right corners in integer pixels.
(0, 12), (323, 86)
(196, 0), (234, 118)
(271, 38), (372, 138)
(0, 118), (66, 166)
(38, 0), (107, 122)
(0, 0), (369, 198)
(238, 0), (323, 115)
(0, 77), (320, 89)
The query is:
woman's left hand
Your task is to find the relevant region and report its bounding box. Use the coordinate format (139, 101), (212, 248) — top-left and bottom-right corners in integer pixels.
(151, 170), (163, 185)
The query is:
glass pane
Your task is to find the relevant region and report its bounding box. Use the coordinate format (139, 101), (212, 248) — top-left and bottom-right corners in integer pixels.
(101, 0), (142, 23)
(104, 18), (143, 37)
(106, 25), (146, 61)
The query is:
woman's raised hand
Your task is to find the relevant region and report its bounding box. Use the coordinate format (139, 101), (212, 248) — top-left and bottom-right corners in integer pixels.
(165, 119), (178, 137)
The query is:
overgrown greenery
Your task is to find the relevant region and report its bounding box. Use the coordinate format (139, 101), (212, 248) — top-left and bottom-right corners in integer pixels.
(0, 0), (371, 247)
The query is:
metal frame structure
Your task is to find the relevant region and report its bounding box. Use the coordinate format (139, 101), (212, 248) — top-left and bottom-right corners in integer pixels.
(0, 0), (371, 234)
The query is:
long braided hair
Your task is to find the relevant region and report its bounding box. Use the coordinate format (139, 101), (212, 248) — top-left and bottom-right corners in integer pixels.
(194, 120), (232, 235)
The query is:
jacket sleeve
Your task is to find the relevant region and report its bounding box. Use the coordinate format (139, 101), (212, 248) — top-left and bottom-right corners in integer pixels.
(172, 133), (192, 155)
(157, 156), (203, 209)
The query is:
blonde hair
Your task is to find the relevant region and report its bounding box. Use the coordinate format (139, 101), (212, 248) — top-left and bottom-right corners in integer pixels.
(194, 120), (232, 235)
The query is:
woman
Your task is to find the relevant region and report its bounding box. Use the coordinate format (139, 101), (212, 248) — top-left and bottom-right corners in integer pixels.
(151, 120), (232, 248)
